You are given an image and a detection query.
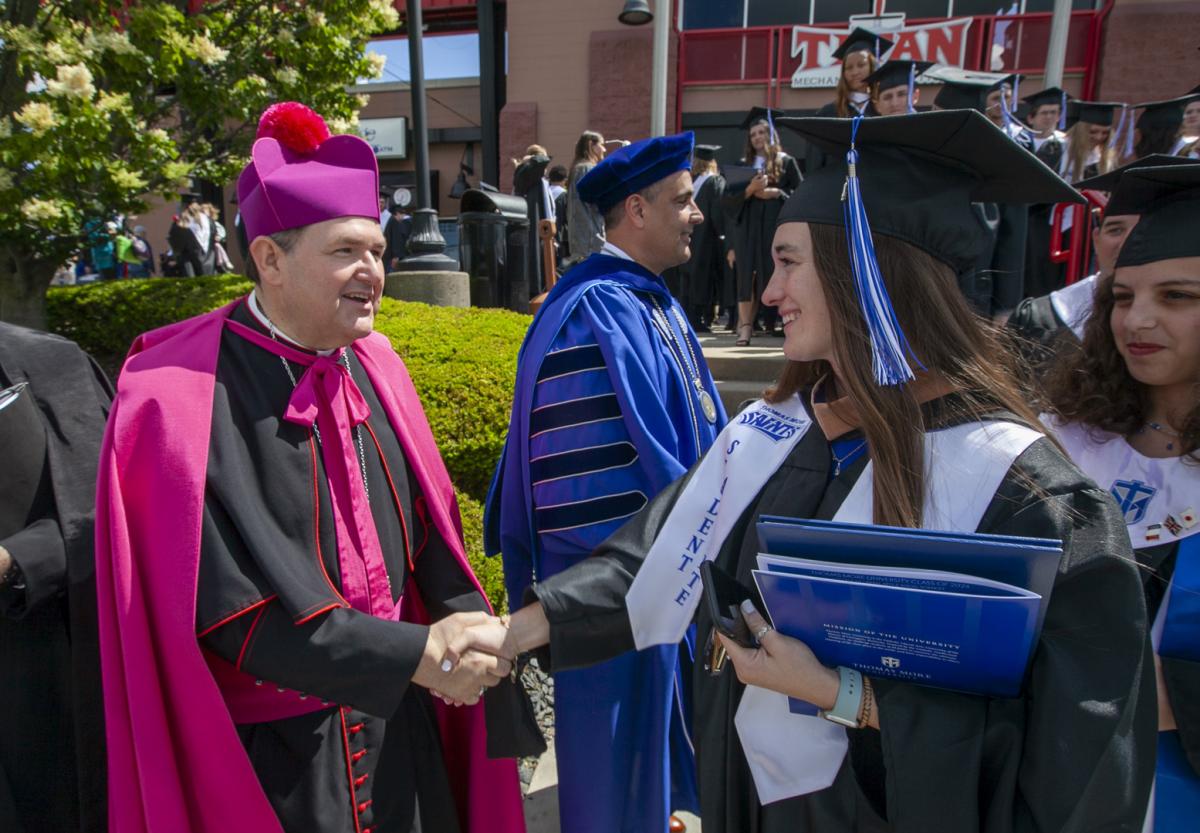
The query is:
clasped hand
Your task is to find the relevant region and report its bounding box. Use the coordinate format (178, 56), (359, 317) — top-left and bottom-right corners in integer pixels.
(414, 611), (519, 707)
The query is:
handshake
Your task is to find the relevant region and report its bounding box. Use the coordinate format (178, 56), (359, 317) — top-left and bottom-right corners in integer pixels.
(413, 611), (520, 707)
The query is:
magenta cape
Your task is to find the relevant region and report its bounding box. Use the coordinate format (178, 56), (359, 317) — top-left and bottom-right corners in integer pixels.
(95, 299), (526, 833)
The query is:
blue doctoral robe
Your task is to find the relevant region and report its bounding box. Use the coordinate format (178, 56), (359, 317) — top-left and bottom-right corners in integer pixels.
(486, 253), (726, 833)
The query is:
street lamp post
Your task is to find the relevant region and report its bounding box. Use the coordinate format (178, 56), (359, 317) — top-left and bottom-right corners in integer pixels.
(618, 0), (668, 137)
(398, 0), (457, 272)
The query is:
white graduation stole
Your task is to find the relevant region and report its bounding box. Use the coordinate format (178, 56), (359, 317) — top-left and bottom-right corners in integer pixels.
(624, 402), (1043, 805)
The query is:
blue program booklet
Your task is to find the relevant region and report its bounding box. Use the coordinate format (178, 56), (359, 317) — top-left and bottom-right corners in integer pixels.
(751, 517), (1063, 710)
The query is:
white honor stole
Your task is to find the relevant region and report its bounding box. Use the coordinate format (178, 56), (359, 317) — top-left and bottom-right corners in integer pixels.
(625, 395), (1043, 805)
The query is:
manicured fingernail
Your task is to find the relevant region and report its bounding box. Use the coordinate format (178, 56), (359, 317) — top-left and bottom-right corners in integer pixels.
(440, 658), (453, 673)
(740, 599), (757, 615)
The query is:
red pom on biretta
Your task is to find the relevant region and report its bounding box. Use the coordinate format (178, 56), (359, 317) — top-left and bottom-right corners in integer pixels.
(256, 102), (331, 155)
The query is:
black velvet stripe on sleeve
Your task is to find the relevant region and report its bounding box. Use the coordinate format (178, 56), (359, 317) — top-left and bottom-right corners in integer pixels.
(537, 344), (606, 382)
(530, 441), (639, 485)
(535, 490), (647, 534)
(530, 393), (623, 436)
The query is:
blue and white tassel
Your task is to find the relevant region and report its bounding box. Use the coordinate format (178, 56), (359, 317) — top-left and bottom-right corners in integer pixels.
(840, 117), (920, 386)
(906, 64), (917, 115)
(1058, 90), (1067, 131)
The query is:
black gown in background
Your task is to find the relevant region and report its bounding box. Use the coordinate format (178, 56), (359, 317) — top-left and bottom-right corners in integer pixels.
(683, 173), (727, 327)
(0, 325), (111, 833)
(195, 303), (487, 833)
(529, 395), (1156, 833)
(1024, 136), (1068, 298)
(731, 154), (802, 330)
(960, 201), (1029, 318)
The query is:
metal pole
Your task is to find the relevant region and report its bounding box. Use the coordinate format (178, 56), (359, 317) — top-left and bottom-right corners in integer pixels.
(650, 0), (669, 136)
(398, 0), (456, 272)
(1043, 0), (1071, 88)
(477, 0), (499, 187)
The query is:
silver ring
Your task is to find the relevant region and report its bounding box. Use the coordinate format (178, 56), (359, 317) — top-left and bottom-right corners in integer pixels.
(753, 624), (772, 641)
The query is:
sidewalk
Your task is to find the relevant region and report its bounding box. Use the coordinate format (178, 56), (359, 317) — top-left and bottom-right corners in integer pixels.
(697, 327), (786, 415)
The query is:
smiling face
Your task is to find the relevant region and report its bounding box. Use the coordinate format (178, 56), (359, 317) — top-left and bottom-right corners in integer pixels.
(637, 170), (702, 273)
(1110, 257), (1200, 389)
(762, 222), (834, 365)
(843, 50), (872, 92)
(255, 216), (386, 350)
(749, 121), (771, 153)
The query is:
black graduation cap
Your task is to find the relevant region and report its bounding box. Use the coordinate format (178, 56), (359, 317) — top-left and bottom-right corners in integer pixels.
(693, 144), (721, 162)
(1112, 163), (1200, 267)
(740, 106), (785, 131)
(1075, 154), (1196, 214)
(832, 27), (894, 61)
(1021, 86), (1070, 110)
(865, 60), (934, 93)
(1065, 100), (1123, 128)
(776, 110), (1081, 385)
(777, 110), (1081, 270)
(923, 67), (1016, 112)
(1134, 92), (1200, 132)
(179, 192), (202, 206)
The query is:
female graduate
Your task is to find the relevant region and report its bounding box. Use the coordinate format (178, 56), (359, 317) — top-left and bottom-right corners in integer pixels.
(1041, 162), (1200, 831)
(1127, 94), (1200, 163)
(498, 111), (1157, 833)
(729, 107), (801, 344)
(1061, 101), (1121, 182)
(681, 144), (726, 331)
(804, 28), (892, 176)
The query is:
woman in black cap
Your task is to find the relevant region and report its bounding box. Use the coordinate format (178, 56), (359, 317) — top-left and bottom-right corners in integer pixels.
(1129, 93), (1200, 162)
(1061, 101), (1122, 182)
(498, 111), (1156, 833)
(1040, 163), (1200, 832)
(804, 28), (893, 177)
(728, 107), (801, 344)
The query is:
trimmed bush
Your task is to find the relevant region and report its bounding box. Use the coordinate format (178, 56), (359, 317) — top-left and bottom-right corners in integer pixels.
(47, 275), (530, 504)
(456, 489), (507, 613)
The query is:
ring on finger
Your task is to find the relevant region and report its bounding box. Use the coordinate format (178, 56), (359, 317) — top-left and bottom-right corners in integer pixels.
(754, 624), (772, 641)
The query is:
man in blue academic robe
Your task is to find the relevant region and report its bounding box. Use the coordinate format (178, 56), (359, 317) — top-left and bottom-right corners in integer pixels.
(486, 132), (727, 833)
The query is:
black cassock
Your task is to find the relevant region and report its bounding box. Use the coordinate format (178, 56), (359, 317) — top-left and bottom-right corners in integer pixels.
(0, 324), (111, 833)
(196, 303), (524, 833)
(682, 173), (727, 324)
(528, 395), (1156, 833)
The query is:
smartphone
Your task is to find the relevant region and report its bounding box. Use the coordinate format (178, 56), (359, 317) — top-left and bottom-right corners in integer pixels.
(700, 560), (758, 649)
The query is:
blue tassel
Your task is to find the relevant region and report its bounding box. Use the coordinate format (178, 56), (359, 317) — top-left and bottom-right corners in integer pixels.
(1058, 90), (1067, 132)
(1121, 104), (1135, 158)
(840, 117), (920, 386)
(767, 107), (778, 146)
(1108, 105), (1126, 153)
(906, 64), (916, 115)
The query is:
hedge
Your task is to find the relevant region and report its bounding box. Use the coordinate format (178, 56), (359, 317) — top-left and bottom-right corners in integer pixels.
(47, 275), (529, 611)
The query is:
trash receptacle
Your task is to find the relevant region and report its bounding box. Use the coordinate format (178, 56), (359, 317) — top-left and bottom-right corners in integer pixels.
(457, 190), (530, 312)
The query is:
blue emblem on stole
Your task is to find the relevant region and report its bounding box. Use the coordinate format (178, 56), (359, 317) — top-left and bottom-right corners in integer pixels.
(1110, 479), (1158, 525)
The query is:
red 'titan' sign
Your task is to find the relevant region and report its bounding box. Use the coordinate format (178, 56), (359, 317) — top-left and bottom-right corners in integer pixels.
(790, 15), (974, 89)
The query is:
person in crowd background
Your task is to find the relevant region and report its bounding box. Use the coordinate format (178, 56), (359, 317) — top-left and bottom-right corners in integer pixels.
(567, 130), (607, 264)
(487, 131), (724, 833)
(805, 28), (892, 175)
(182, 196), (218, 276)
(728, 107), (801, 345)
(1040, 162), (1200, 832)
(1061, 101), (1121, 182)
(129, 224), (155, 278)
(0, 322), (112, 833)
(1129, 92), (1200, 162)
(867, 60), (933, 117)
(1022, 87), (1070, 299)
(679, 144), (726, 332)
(383, 196), (413, 271)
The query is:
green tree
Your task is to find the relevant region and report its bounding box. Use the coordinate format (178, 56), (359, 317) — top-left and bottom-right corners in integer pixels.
(0, 0), (400, 328)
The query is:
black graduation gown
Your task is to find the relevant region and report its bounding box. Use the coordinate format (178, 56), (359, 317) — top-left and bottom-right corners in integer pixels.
(195, 303), (518, 833)
(0, 323), (111, 833)
(731, 155), (802, 303)
(1138, 541), (1200, 780)
(683, 173), (727, 323)
(529, 396), (1156, 833)
(960, 202), (1029, 318)
(1004, 294), (1074, 382)
(1024, 137), (1068, 299)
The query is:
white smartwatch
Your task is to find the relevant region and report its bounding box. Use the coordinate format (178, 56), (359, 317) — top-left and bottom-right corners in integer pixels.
(819, 666), (863, 728)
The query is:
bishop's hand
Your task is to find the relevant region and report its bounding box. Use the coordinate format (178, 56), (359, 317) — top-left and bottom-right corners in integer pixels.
(413, 612), (514, 705)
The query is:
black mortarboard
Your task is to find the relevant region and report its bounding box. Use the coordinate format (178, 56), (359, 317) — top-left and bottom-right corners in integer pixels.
(1069, 101), (1122, 127)
(865, 60), (934, 93)
(832, 27), (894, 61)
(778, 110), (1081, 270)
(1134, 92), (1200, 132)
(924, 66), (1015, 113)
(179, 192), (202, 206)
(740, 106), (785, 131)
(693, 144), (721, 162)
(776, 110), (1081, 385)
(1022, 86), (1070, 109)
(1075, 154), (1196, 214)
(1112, 163), (1200, 267)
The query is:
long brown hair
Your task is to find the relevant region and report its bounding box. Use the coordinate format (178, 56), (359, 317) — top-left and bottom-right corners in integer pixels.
(1063, 122), (1117, 183)
(834, 52), (879, 118)
(765, 223), (1048, 527)
(742, 120), (784, 182)
(1042, 273), (1200, 462)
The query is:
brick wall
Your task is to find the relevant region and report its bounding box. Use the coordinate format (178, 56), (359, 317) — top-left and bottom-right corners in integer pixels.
(1095, 0), (1200, 104)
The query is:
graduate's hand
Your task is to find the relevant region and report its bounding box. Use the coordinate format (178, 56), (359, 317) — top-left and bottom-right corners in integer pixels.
(726, 249), (736, 268)
(718, 600), (841, 711)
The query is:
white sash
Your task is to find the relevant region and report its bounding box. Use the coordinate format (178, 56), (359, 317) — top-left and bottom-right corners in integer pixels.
(1048, 274), (1097, 341)
(626, 396), (814, 649)
(734, 419), (1043, 804)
